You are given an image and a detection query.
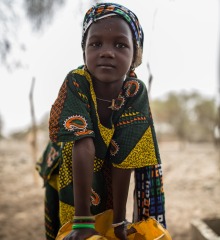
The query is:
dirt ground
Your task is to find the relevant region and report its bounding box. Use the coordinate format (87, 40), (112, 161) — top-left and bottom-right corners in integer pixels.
(0, 137), (219, 240)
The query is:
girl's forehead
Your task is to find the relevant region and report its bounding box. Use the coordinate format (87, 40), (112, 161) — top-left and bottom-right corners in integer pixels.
(87, 17), (132, 36)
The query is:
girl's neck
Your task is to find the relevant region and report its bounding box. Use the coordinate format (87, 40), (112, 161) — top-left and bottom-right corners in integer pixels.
(92, 79), (124, 100)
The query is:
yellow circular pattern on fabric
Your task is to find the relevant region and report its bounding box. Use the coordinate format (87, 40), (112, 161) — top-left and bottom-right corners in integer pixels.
(59, 201), (75, 226)
(94, 157), (104, 172)
(113, 127), (158, 169)
(59, 141), (74, 189)
(98, 123), (114, 146)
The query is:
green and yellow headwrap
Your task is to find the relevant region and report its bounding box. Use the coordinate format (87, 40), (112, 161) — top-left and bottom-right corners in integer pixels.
(82, 2), (144, 68)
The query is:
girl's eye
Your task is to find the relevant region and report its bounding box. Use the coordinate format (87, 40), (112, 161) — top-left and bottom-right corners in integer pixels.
(116, 43), (126, 48)
(90, 42), (102, 47)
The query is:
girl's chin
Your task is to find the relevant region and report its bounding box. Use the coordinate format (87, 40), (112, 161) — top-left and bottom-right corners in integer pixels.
(91, 73), (125, 84)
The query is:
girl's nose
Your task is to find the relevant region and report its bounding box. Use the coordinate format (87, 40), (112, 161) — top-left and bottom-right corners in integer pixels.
(99, 48), (115, 58)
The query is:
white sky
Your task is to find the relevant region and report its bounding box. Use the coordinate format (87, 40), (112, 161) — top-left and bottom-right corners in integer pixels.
(0, 0), (219, 136)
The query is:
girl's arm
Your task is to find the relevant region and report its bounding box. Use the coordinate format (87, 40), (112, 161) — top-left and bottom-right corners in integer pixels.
(112, 167), (132, 223)
(112, 167), (132, 240)
(72, 137), (95, 216)
(64, 138), (98, 240)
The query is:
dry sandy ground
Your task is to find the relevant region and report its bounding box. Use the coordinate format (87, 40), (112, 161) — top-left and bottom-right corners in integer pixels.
(0, 138), (219, 240)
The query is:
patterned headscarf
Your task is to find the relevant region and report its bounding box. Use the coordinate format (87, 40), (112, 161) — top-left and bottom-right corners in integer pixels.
(82, 2), (144, 68)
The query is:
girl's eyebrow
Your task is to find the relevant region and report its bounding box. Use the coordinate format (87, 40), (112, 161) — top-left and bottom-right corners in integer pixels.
(87, 34), (100, 39)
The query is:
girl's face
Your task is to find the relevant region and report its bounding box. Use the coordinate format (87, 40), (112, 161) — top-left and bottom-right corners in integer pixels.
(84, 17), (134, 84)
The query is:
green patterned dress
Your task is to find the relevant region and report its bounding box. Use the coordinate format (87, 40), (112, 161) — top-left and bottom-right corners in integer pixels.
(36, 67), (166, 240)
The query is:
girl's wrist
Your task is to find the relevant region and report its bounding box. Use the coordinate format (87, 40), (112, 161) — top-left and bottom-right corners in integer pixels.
(72, 215), (95, 230)
(74, 206), (91, 216)
(112, 221), (125, 228)
(113, 211), (126, 226)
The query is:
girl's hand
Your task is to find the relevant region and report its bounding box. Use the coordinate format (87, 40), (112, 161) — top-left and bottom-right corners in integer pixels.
(114, 225), (128, 240)
(63, 228), (99, 240)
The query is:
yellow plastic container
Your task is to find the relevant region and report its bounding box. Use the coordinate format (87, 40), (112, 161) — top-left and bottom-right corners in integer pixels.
(56, 209), (172, 240)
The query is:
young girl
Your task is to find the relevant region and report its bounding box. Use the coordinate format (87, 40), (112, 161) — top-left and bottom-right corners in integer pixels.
(38, 2), (167, 240)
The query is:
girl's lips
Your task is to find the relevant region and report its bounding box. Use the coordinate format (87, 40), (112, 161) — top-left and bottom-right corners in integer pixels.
(97, 64), (115, 69)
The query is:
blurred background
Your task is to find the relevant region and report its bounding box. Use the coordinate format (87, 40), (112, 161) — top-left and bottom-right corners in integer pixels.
(0, 0), (219, 240)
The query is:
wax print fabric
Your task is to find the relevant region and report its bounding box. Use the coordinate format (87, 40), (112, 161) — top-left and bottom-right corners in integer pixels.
(36, 67), (166, 240)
